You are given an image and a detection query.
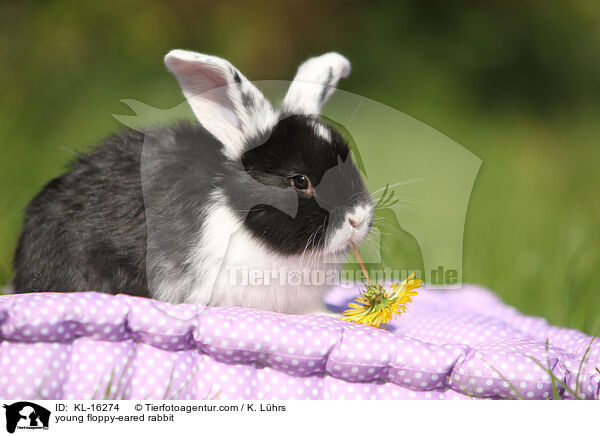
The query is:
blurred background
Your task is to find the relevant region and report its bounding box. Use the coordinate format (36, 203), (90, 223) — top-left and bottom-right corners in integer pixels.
(1, 0), (598, 334)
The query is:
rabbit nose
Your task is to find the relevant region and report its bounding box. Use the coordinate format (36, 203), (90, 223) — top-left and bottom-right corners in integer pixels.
(347, 206), (369, 228)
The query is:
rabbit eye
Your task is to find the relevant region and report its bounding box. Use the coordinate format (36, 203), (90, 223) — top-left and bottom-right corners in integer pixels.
(290, 174), (311, 191)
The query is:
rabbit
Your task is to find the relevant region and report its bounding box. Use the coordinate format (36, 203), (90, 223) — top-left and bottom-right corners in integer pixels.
(11, 50), (374, 314)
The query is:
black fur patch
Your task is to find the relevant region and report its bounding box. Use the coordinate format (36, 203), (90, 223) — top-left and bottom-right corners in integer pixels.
(236, 115), (370, 255)
(13, 122), (226, 296)
(241, 91), (255, 109)
(13, 130), (150, 295)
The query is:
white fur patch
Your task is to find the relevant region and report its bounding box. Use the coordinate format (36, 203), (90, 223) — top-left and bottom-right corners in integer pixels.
(325, 204), (373, 254)
(156, 189), (337, 314)
(282, 52), (350, 116)
(310, 120), (332, 142)
(165, 50), (277, 160)
(165, 50), (350, 159)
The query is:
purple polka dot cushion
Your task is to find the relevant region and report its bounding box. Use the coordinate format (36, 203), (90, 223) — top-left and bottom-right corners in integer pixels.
(0, 286), (598, 400)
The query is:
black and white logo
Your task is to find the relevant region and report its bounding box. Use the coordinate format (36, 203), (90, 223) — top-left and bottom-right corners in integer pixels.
(2, 402), (50, 434)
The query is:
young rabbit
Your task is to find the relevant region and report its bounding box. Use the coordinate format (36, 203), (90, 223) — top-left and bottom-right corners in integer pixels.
(12, 50), (373, 314)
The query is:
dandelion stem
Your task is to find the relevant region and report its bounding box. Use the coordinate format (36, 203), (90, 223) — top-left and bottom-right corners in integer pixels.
(350, 242), (370, 283)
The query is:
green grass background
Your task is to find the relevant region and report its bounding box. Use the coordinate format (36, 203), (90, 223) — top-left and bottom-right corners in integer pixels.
(1, 1), (598, 334)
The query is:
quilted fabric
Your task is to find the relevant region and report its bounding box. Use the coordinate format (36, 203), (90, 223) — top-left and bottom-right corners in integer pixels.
(0, 285), (598, 400)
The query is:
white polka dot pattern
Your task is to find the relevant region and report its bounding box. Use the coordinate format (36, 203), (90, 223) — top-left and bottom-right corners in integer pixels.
(0, 285), (598, 400)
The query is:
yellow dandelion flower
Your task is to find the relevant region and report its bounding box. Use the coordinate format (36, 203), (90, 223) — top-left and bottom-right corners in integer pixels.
(343, 243), (421, 328)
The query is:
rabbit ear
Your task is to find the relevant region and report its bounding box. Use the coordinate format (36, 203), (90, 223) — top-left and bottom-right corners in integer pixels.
(281, 52), (350, 116)
(165, 50), (276, 159)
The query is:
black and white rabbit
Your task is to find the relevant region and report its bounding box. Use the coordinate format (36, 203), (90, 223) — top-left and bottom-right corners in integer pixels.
(12, 50), (373, 314)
